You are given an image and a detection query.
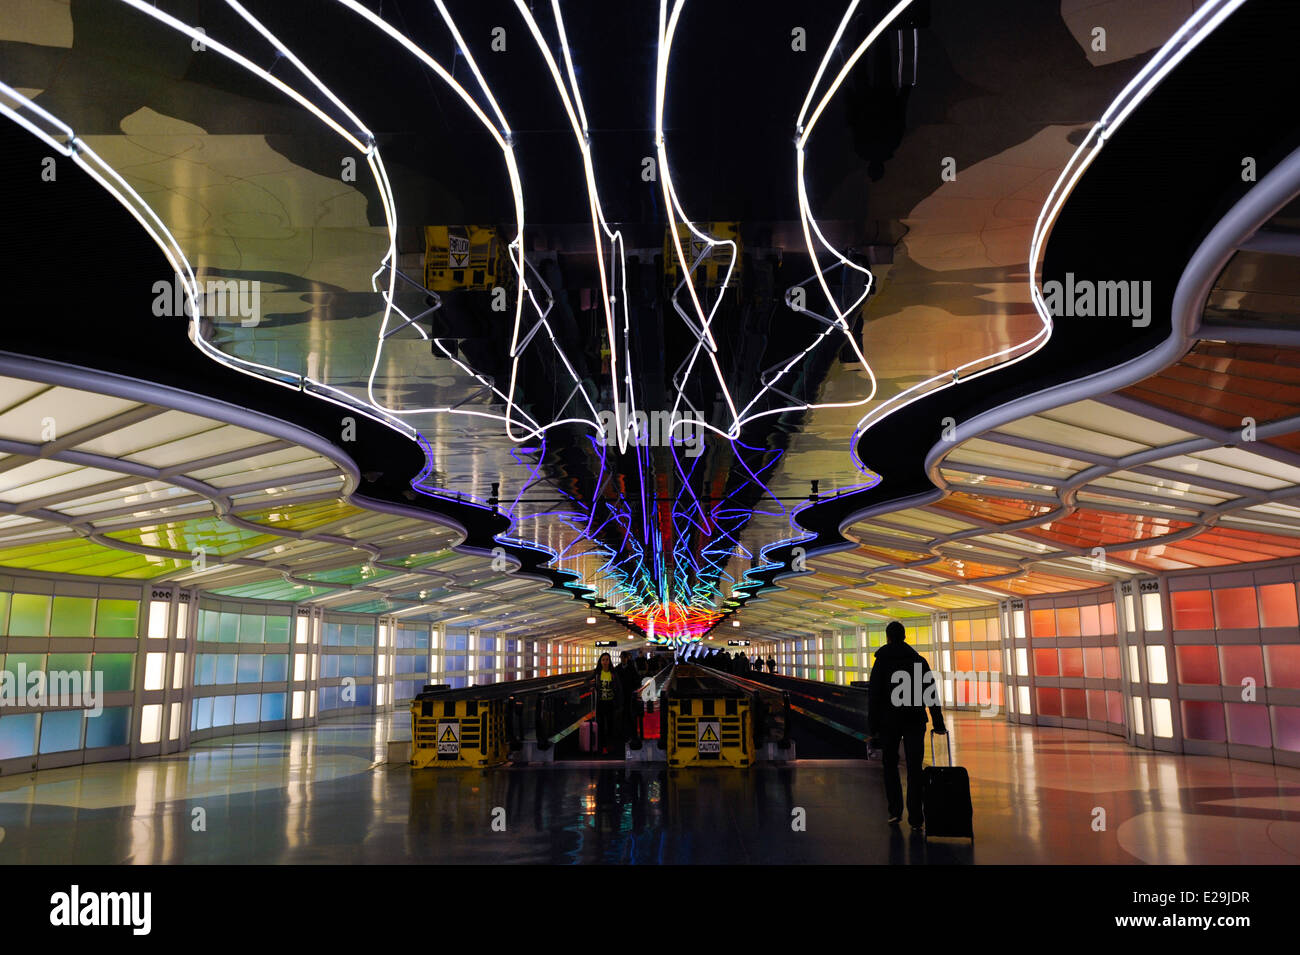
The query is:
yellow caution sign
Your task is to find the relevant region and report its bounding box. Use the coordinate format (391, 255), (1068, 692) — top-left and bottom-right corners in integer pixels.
(424, 225), (509, 291)
(698, 719), (721, 754)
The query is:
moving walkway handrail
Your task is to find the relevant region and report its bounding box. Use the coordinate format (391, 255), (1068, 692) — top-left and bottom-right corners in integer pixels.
(671, 665), (792, 747)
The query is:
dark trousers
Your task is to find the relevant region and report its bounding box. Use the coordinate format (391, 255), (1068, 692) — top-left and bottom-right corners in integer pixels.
(596, 701), (618, 751)
(881, 725), (926, 824)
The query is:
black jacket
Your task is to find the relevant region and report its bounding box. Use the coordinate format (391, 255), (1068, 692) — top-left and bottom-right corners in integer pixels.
(867, 641), (945, 734)
(593, 665), (625, 707)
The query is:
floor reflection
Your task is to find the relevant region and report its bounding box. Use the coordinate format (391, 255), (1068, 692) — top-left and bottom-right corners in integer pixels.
(0, 714), (1296, 864)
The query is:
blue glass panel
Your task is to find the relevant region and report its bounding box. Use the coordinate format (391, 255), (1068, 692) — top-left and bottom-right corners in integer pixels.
(85, 706), (130, 748)
(38, 710), (83, 753)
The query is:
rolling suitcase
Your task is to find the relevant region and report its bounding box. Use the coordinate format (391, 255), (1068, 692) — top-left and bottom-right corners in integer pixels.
(579, 718), (600, 754)
(922, 731), (973, 839)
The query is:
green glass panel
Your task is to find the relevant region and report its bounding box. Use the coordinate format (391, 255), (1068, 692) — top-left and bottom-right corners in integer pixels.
(50, 596), (95, 637)
(238, 614), (265, 643)
(3, 653), (45, 684)
(200, 608), (220, 642)
(265, 616), (290, 644)
(95, 599), (138, 638)
(92, 653), (135, 692)
(48, 652), (91, 673)
(218, 611), (239, 643)
(9, 593), (51, 636)
(0, 592), (9, 635)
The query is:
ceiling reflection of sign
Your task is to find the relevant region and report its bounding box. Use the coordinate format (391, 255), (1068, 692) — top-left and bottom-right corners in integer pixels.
(448, 229), (470, 268)
(698, 720), (720, 754)
(594, 640), (617, 647)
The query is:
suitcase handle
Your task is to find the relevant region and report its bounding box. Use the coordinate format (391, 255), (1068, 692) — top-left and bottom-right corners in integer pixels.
(930, 728), (952, 766)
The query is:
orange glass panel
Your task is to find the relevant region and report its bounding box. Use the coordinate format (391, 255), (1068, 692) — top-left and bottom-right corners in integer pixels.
(1170, 590), (1214, 630)
(954, 650), (973, 671)
(1275, 706), (1300, 751)
(1226, 703), (1272, 747)
(953, 619), (971, 642)
(1036, 688), (1062, 717)
(1055, 607), (1081, 638)
(1062, 688), (1088, 719)
(1181, 701), (1226, 742)
(1176, 645), (1220, 685)
(1079, 604), (1101, 637)
(1102, 646), (1121, 679)
(990, 681), (1004, 706)
(987, 649), (1002, 672)
(1083, 647), (1104, 678)
(986, 616), (1000, 641)
(1086, 689), (1107, 720)
(933, 492), (1054, 525)
(1214, 588), (1260, 629)
(1265, 645), (1300, 689)
(1220, 645), (1264, 688)
(1258, 583), (1298, 628)
(1060, 648), (1084, 678)
(1112, 527), (1300, 572)
(1106, 690), (1125, 724)
(1030, 609), (1055, 639)
(1033, 649), (1059, 677)
(970, 618), (987, 641)
(1099, 603), (1117, 635)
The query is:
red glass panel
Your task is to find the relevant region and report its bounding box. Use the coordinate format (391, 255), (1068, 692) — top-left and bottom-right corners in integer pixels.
(1106, 690), (1125, 724)
(1181, 701), (1227, 741)
(1175, 645), (1220, 685)
(1082, 647), (1104, 677)
(1264, 645), (1300, 689)
(1099, 603), (1117, 634)
(1102, 646), (1121, 679)
(1258, 582), (1298, 628)
(1030, 609), (1055, 639)
(1062, 688), (1088, 719)
(1036, 688), (1062, 717)
(1274, 706), (1300, 752)
(1219, 645), (1264, 688)
(1213, 587), (1260, 629)
(1170, 590), (1214, 630)
(1033, 649), (1059, 677)
(1226, 703), (1272, 747)
(1060, 648), (1085, 678)
(1079, 604), (1101, 637)
(1056, 607), (1081, 638)
(1086, 689), (1107, 720)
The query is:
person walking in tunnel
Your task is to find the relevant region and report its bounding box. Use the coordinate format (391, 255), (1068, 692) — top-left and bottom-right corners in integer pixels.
(868, 620), (946, 831)
(766, 655), (776, 673)
(592, 652), (625, 756)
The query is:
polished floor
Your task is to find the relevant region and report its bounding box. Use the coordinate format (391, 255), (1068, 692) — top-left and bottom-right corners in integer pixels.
(0, 713), (1298, 864)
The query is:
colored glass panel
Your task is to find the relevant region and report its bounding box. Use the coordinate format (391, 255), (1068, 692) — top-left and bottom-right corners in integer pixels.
(1033, 649), (1058, 677)
(1170, 590), (1214, 630)
(1035, 688), (1062, 717)
(1181, 701), (1226, 742)
(1056, 607), (1081, 638)
(1226, 703), (1272, 747)
(50, 596), (94, 637)
(9, 593), (50, 636)
(38, 710), (83, 753)
(0, 713), (38, 758)
(1258, 583), (1298, 627)
(1264, 645), (1300, 689)
(1220, 645), (1265, 689)
(1175, 645), (1219, 685)
(1030, 609), (1055, 639)
(1213, 588), (1260, 629)
(1079, 604), (1100, 637)
(85, 706), (130, 748)
(95, 599), (138, 638)
(1060, 648), (1084, 678)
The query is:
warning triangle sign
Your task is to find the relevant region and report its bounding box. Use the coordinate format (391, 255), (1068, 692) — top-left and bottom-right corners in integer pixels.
(700, 724), (718, 742)
(440, 726), (458, 742)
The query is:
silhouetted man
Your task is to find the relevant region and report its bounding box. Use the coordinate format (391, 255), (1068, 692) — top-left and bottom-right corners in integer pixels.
(868, 620), (946, 831)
